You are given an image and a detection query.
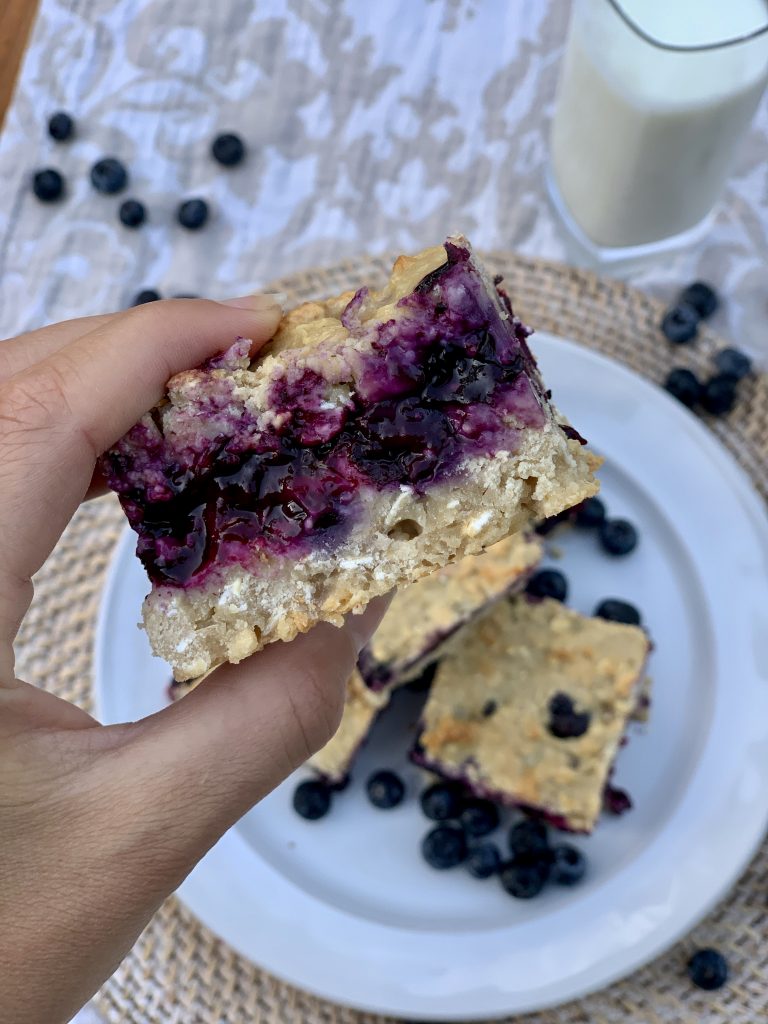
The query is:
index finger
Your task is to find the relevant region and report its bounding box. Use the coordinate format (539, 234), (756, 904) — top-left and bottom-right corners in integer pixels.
(0, 295), (282, 648)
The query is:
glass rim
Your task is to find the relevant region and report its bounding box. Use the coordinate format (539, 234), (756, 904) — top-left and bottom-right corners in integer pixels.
(606, 0), (768, 52)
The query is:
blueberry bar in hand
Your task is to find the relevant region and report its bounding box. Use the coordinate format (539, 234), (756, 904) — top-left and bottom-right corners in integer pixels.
(413, 597), (650, 832)
(103, 235), (599, 680)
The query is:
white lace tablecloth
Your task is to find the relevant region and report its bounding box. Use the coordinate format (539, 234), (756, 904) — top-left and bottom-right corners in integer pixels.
(1, 1), (766, 1021)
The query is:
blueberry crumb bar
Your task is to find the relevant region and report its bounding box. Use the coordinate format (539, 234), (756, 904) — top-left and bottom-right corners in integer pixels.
(412, 596), (650, 832)
(358, 532), (543, 690)
(308, 671), (389, 786)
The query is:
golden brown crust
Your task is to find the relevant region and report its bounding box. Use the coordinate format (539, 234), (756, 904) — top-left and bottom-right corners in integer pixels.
(419, 597), (650, 832)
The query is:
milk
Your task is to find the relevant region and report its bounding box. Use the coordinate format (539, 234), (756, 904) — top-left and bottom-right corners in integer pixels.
(550, 0), (768, 250)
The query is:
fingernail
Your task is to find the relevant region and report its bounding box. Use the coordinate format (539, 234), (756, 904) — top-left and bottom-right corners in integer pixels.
(220, 292), (286, 313)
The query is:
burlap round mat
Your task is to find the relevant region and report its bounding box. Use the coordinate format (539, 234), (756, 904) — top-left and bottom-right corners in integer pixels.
(15, 253), (768, 1024)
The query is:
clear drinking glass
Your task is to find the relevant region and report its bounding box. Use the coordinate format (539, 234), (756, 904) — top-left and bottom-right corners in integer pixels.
(547, 0), (768, 267)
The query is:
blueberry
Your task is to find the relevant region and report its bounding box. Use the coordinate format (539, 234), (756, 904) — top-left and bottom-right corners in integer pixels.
(525, 569), (568, 603)
(178, 197), (209, 230)
(421, 824), (467, 869)
(211, 132), (246, 167)
(679, 281), (718, 319)
(499, 860), (549, 899)
(599, 518), (638, 557)
(665, 367), (703, 408)
(594, 598), (641, 626)
(32, 168), (64, 202)
(405, 661), (439, 693)
(574, 496), (606, 529)
(714, 347), (752, 381)
(173, 293), (200, 299)
(481, 699), (498, 718)
(551, 844), (587, 886)
(508, 819), (550, 861)
(420, 781), (465, 821)
(661, 303), (699, 344)
(466, 842), (501, 879)
(460, 799), (500, 838)
(366, 769), (405, 809)
(701, 373), (738, 415)
(119, 198), (146, 228)
(548, 692), (591, 740)
(292, 779), (332, 820)
(133, 289), (161, 305)
(90, 157), (128, 194)
(48, 111), (74, 141)
(687, 948), (728, 991)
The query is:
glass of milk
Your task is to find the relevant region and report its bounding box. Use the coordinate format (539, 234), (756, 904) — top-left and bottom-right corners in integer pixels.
(548, 0), (768, 266)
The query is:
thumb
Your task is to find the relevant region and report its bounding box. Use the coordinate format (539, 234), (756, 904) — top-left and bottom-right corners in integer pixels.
(111, 596), (391, 860)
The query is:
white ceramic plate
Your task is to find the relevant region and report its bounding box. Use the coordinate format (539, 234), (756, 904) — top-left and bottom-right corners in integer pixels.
(94, 334), (768, 1020)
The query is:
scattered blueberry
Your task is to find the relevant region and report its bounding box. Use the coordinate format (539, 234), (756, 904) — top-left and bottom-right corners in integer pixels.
(90, 157), (128, 194)
(680, 281), (718, 320)
(551, 844), (587, 886)
(665, 367), (703, 408)
(211, 132), (246, 167)
(178, 197), (209, 230)
(460, 799), (500, 838)
(119, 198), (146, 228)
(366, 769), (405, 810)
(594, 598), (641, 626)
(32, 168), (64, 202)
(701, 373), (738, 415)
(420, 781), (465, 821)
(661, 303), (699, 344)
(482, 699), (498, 718)
(714, 347), (752, 381)
(466, 842), (502, 879)
(405, 661), (439, 693)
(292, 779), (332, 820)
(599, 518), (638, 557)
(574, 496), (606, 530)
(499, 860), (549, 899)
(421, 824), (467, 869)
(48, 111), (74, 141)
(548, 692), (591, 740)
(133, 289), (161, 305)
(525, 569), (568, 603)
(687, 948), (729, 991)
(508, 819), (550, 861)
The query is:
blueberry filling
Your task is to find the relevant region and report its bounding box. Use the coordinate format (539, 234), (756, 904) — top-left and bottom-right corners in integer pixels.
(106, 244), (547, 586)
(603, 783), (633, 815)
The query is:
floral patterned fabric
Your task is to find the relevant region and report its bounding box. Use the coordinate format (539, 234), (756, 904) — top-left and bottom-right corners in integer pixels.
(1, 0), (766, 359)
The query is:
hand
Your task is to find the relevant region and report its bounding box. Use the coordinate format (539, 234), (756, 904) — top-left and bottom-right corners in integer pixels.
(0, 297), (388, 1024)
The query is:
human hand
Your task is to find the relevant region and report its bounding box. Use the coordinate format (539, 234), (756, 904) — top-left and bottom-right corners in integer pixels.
(0, 297), (388, 1024)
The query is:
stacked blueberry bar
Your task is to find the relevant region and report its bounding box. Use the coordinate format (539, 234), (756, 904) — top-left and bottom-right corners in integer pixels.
(310, 533), (543, 784)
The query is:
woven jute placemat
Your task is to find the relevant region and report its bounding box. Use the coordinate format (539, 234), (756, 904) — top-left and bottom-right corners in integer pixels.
(14, 253), (768, 1024)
